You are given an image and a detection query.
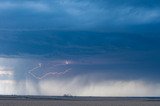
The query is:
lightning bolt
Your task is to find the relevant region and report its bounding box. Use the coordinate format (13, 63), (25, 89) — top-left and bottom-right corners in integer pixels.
(28, 61), (71, 80)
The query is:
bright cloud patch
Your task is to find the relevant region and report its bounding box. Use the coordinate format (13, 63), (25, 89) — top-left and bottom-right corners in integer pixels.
(0, 1), (50, 12)
(0, 67), (13, 77)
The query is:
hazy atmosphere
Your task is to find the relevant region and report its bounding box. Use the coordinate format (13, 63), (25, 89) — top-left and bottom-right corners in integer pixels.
(0, 0), (160, 96)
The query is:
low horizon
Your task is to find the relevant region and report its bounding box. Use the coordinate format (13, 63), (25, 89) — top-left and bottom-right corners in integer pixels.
(1, 94), (160, 98)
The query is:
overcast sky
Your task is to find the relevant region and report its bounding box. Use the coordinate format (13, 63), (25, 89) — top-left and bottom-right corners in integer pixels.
(0, 0), (160, 96)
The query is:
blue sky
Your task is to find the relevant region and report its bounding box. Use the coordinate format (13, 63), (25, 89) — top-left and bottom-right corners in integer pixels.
(0, 0), (160, 96)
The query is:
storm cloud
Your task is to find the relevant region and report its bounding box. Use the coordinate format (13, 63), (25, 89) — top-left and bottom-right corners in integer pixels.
(0, 0), (160, 32)
(0, 0), (160, 96)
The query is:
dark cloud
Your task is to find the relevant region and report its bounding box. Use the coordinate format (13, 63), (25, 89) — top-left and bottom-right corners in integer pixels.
(0, 30), (160, 82)
(0, 0), (160, 32)
(106, 0), (160, 7)
(0, 30), (160, 57)
(0, 0), (160, 96)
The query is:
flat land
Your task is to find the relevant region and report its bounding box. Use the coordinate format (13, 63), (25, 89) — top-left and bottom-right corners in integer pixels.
(0, 96), (160, 106)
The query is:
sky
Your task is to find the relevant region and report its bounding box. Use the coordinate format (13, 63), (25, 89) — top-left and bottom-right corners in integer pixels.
(0, 0), (160, 96)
